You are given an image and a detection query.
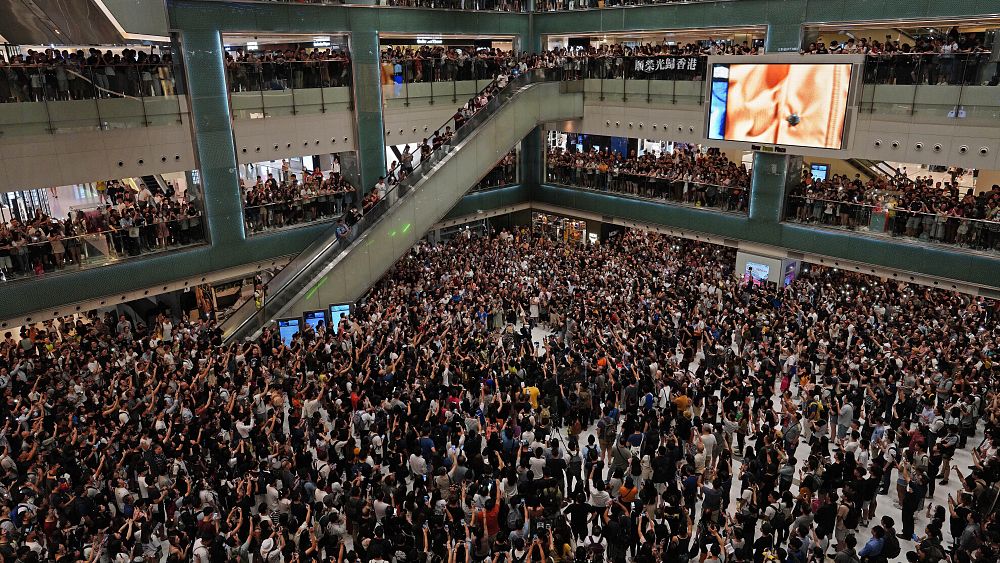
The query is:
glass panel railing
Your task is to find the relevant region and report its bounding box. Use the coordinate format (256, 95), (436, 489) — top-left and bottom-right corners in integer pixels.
(221, 0), (528, 10)
(0, 213), (205, 283)
(381, 55), (503, 108)
(382, 54), (707, 107)
(537, 0), (722, 10)
(860, 53), (995, 86)
(784, 195), (1000, 254)
(469, 153), (518, 192)
(0, 62), (185, 136)
(222, 68), (562, 341)
(226, 60), (353, 119)
(857, 53), (1000, 123)
(0, 61), (180, 103)
(244, 190), (355, 234)
(545, 165), (748, 214)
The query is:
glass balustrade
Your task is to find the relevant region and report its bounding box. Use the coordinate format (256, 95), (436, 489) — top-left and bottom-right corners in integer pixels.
(858, 53), (1000, 123)
(784, 194), (1000, 254)
(545, 163), (748, 213)
(226, 60), (353, 119)
(244, 191), (356, 234)
(0, 213), (206, 284)
(0, 62), (184, 136)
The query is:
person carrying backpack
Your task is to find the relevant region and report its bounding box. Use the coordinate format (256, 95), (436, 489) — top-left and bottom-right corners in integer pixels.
(597, 410), (618, 461)
(878, 516), (901, 563)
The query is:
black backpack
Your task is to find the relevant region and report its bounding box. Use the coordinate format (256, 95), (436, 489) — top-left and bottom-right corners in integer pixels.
(208, 536), (229, 563)
(843, 501), (861, 530)
(882, 531), (901, 559)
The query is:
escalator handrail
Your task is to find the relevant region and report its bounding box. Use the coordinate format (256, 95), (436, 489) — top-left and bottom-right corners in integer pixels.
(222, 68), (560, 341)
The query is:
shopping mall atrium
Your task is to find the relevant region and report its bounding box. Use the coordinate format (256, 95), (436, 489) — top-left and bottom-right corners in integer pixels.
(0, 1), (998, 562)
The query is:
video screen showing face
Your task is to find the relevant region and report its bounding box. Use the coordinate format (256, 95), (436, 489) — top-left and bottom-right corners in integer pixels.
(708, 63), (852, 149)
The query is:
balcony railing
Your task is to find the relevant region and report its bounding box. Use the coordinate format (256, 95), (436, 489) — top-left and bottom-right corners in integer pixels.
(857, 52), (1000, 122)
(0, 62), (180, 102)
(545, 165), (748, 213)
(860, 52), (997, 86)
(0, 214), (206, 283)
(225, 0), (527, 10)
(0, 62), (184, 136)
(470, 158), (518, 192)
(537, 0), (726, 10)
(219, 0), (717, 10)
(785, 195), (1000, 254)
(226, 60), (353, 118)
(244, 191), (354, 234)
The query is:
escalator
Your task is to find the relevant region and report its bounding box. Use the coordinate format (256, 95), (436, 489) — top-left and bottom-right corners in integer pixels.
(846, 158), (903, 181)
(220, 69), (583, 343)
(140, 175), (164, 192)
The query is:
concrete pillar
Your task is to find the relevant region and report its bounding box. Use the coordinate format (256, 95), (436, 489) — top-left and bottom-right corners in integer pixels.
(180, 30), (244, 245)
(750, 153), (802, 225)
(348, 27), (386, 195)
(520, 127), (544, 192)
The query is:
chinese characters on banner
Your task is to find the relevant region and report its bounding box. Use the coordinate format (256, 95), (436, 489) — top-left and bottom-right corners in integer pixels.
(632, 57), (704, 75)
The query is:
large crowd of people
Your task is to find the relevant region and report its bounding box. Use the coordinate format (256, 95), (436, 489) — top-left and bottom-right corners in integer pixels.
(4, 29), (994, 107)
(241, 162), (356, 234)
(0, 181), (203, 282)
(787, 171), (1000, 251)
(546, 145), (750, 212)
(225, 49), (352, 92)
(378, 0), (525, 10)
(0, 48), (177, 103)
(803, 29), (994, 85)
(379, 43), (761, 85)
(2, 227), (998, 563)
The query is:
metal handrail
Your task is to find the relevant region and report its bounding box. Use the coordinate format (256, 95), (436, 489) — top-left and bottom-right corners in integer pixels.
(786, 194), (1000, 226)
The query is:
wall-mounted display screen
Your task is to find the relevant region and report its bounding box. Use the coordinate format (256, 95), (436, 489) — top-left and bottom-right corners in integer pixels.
(329, 303), (351, 334)
(708, 63), (852, 149)
(277, 318), (301, 346)
(810, 163), (829, 181)
(303, 310), (327, 331)
(744, 262), (770, 282)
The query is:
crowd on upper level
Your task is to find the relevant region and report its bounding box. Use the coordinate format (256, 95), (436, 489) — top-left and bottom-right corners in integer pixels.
(241, 164), (356, 234)
(3, 27), (995, 106)
(545, 145), (750, 212)
(0, 181), (202, 281)
(379, 43), (760, 84)
(225, 48), (353, 92)
(0, 48), (176, 103)
(802, 29), (995, 85)
(787, 170), (1000, 250)
(0, 227), (997, 563)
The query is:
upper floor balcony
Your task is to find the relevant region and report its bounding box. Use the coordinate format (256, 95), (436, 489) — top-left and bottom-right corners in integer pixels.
(0, 56), (184, 137)
(217, 0), (530, 11)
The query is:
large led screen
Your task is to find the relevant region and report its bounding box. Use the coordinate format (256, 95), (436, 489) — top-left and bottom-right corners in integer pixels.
(708, 63), (852, 150)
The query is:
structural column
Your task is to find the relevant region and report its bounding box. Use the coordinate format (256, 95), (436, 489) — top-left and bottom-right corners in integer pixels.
(180, 29), (245, 246)
(521, 127), (544, 189)
(348, 26), (387, 195)
(749, 153), (802, 225)
(747, 27), (804, 239)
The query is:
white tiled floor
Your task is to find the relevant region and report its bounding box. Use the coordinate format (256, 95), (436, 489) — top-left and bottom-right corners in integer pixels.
(524, 318), (974, 562)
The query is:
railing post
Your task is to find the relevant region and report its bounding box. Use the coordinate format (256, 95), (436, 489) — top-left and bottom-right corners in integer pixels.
(403, 62), (410, 107)
(289, 63), (298, 115)
(137, 64), (151, 127)
(320, 75), (327, 114)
